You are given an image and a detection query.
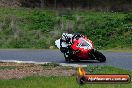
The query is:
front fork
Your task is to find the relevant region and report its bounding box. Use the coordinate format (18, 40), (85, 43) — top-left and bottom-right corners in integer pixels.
(88, 49), (97, 60)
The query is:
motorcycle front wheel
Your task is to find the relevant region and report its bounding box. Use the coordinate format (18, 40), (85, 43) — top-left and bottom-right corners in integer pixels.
(94, 51), (106, 62)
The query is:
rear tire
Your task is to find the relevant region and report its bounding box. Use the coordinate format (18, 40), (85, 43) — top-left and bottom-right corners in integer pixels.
(94, 51), (106, 62)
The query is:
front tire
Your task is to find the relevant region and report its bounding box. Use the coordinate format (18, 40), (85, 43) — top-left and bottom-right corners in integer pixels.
(94, 51), (106, 62)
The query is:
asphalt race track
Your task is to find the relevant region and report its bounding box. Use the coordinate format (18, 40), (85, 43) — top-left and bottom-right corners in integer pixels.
(0, 49), (132, 70)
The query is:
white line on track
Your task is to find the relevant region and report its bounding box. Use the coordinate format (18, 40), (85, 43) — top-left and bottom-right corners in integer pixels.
(0, 60), (87, 67)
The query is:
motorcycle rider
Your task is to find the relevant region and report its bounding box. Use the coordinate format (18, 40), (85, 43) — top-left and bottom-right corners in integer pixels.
(61, 33), (84, 44)
(60, 33), (84, 54)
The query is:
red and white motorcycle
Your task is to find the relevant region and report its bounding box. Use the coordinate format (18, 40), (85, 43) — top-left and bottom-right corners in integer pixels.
(55, 33), (106, 63)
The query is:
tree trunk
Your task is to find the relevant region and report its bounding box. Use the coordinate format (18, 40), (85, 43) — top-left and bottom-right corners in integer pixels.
(40, 0), (44, 8)
(70, 0), (74, 10)
(54, 0), (57, 8)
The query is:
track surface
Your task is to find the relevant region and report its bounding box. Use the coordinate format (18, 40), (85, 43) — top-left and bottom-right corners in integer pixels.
(0, 49), (132, 70)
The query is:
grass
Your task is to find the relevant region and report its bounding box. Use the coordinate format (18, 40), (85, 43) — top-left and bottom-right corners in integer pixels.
(103, 48), (132, 52)
(41, 63), (60, 68)
(0, 7), (131, 49)
(0, 66), (16, 70)
(0, 66), (131, 88)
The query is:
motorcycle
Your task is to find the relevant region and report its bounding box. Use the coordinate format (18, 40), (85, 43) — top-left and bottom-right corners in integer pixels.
(55, 33), (106, 63)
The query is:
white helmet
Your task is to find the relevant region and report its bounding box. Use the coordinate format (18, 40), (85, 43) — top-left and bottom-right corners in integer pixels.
(62, 33), (68, 40)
